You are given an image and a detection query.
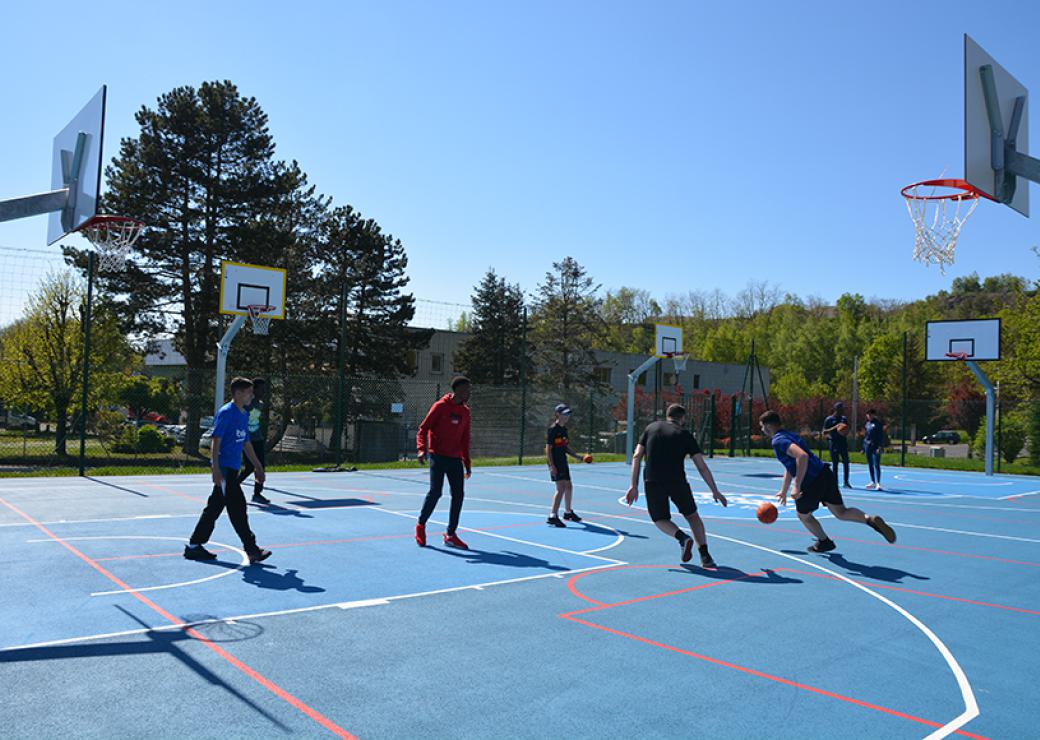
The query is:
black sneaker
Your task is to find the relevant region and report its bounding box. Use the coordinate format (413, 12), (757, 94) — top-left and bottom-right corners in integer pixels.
(563, 511), (583, 523)
(252, 492), (272, 505)
(843, 482), (852, 489)
(547, 516), (565, 528)
(808, 538), (837, 553)
(680, 537), (694, 563)
(868, 515), (897, 543)
(698, 545), (716, 568)
(183, 545), (217, 561)
(248, 548), (273, 564)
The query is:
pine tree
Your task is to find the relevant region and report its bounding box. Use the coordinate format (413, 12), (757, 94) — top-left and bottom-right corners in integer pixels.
(455, 270), (529, 385)
(530, 257), (605, 389)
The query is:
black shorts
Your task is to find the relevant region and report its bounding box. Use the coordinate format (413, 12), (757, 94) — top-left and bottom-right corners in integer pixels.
(645, 480), (698, 521)
(796, 465), (844, 514)
(550, 460), (571, 482)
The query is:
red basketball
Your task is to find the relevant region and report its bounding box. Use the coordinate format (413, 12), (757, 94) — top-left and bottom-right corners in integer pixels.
(756, 502), (778, 524)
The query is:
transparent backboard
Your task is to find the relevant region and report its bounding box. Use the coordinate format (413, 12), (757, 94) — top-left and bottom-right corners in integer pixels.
(965, 34), (1029, 217)
(925, 318), (1000, 361)
(48, 86), (106, 244)
(219, 261), (287, 319)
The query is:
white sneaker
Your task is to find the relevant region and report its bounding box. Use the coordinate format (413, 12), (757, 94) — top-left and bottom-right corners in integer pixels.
(865, 482), (878, 490)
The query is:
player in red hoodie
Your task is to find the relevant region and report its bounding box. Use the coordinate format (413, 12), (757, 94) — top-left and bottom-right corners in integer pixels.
(415, 376), (472, 549)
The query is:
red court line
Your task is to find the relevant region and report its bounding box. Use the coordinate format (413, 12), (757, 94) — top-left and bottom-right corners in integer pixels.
(0, 495), (356, 739)
(717, 520), (1040, 568)
(560, 566), (988, 740)
(779, 568), (1040, 617)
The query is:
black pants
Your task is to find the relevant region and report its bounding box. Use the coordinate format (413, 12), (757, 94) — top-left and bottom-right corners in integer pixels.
(829, 443), (850, 484)
(418, 454), (465, 535)
(189, 468), (259, 553)
(237, 438), (266, 492)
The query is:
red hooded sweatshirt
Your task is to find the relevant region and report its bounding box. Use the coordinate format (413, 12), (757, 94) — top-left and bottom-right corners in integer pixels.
(416, 394), (471, 470)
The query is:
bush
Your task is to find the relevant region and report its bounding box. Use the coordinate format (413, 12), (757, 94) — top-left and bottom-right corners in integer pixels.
(111, 424), (174, 454)
(974, 414), (1028, 465)
(1029, 402), (1040, 467)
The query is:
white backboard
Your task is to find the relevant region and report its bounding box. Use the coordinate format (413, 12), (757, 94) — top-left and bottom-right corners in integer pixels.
(48, 86), (107, 244)
(965, 35), (1029, 217)
(925, 318), (1000, 361)
(219, 261), (286, 318)
(654, 323), (683, 357)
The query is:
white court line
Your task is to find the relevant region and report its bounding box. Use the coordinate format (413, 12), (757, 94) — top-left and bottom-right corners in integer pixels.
(0, 561), (622, 652)
(0, 513), (195, 528)
(887, 522), (1040, 544)
(371, 506), (625, 565)
(27, 535), (249, 595)
(999, 490), (1040, 501)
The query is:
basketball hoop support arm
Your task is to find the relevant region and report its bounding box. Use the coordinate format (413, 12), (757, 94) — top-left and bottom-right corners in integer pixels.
(980, 66), (1040, 203)
(626, 355), (660, 463)
(0, 132), (87, 225)
(965, 360), (996, 476)
(214, 315), (246, 415)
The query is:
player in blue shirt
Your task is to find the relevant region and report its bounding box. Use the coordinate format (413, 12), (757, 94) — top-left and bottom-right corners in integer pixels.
(184, 377), (272, 563)
(822, 402), (851, 488)
(759, 410), (895, 553)
(863, 409), (885, 490)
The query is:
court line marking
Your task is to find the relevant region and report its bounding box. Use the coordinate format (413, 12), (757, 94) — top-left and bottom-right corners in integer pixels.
(0, 495), (357, 739)
(0, 513), (196, 528)
(886, 522), (1040, 544)
(26, 535), (249, 595)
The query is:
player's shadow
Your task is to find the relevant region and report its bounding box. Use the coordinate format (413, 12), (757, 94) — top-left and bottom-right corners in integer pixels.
(821, 553), (930, 583)
(576, 522), (648, 540)
(250, 502), (314, 519)
(240, 565), (327, 593)
(428, 546), (570, 571)
(672, 565), (803, 585)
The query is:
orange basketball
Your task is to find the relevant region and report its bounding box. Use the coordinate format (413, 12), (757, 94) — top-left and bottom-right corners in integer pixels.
(836, 422), (850, 435)
(583, 454), (594, 464)
(756, 502), (778, 524)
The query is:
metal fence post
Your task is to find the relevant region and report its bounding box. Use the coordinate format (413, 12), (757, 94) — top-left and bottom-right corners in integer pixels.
(78, 251), (95, 476)
(518, 306), (528, 465)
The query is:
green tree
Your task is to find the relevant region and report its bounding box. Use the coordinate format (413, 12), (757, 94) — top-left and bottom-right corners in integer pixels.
(600, 287), (660, 353)
(0, 273), (134, 455)
(455, 270), (529, 385)
(120, 376), (179, 421)
(67, 80), (326, 453)
(530, 257), (605, 389)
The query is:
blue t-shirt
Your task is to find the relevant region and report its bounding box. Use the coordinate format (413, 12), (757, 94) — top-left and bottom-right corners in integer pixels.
(823, 414), (848, 447)
(212, 401), (249, 471)
(772, 430), (824, 486)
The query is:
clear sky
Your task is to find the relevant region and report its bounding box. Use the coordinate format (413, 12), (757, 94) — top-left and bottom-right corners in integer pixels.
(1, 1), (1037, 312)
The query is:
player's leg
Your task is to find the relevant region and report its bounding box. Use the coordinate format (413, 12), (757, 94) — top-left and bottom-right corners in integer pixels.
(251, 438), (269, 502)
(548, 480), (567, 526)
(418, 454), (447, 526)
(563, 481), (582, 522)
(185, 479), (229, 559)
(443, 457), (468, 548)
(796, 471), (835, 552)
(840, 446), (851, 487)
(223, 469), (270, 562)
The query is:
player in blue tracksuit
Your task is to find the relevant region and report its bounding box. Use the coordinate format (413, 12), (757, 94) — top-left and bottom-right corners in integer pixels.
(822, 402), (851, 488)
(864, 409), (885, 491)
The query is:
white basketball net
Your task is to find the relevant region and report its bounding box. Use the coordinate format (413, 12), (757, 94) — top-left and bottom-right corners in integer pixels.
(79, 216), (145, 272)
(903, 186), (980, 274)
(670, 354), (688, 373)
(247, 305), (274, 335)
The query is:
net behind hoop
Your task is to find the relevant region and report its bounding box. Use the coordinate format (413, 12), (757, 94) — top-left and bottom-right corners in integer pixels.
(247, 305), (275, 335)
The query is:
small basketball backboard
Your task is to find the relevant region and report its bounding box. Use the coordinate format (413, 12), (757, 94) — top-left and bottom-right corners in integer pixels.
(219, 261), (286, 319)
(925, 318), (1000, 361)
(48, 86), (107, 244)
(965, 35), (1029, 216)
(654, 323), (683, 357)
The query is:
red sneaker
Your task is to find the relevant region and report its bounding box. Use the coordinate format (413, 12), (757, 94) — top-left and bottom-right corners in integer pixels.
(415, 523), (426, 547)
(443, 532), (469, 550)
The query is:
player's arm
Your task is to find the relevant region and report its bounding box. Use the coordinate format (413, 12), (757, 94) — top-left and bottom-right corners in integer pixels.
(625, 445), (645, 505)
(787, 443), (810, 497)
(776, 469), (793, 505)
(691, 453), (727, 507)
(243, 440), (265, 483)
(463, 413), (471, 478)
(416, 403), (439, 462)
(210, 436), (223, 487)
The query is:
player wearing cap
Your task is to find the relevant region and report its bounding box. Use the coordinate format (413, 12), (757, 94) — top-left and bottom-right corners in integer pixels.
(760, 409), (896, 552)
(546, 403), (591, 527)
(625, 404), (727, 567)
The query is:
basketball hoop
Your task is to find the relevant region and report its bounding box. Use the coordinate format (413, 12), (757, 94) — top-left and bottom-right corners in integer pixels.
(246, 305), (276, 335)
(74, 215), (145, 272)
(945, 351), (970, 362)
(901, 179), (994, 273)
(665, 353), (688, 373)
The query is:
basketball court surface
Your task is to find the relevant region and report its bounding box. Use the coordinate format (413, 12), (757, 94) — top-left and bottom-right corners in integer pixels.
(2, 458), (1038, 738)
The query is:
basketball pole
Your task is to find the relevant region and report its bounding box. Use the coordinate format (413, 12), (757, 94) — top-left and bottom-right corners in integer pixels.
(77, 251), (95, 476)
(214, 315), (247, 415)
(626, 354), (659, 464)
(965, 360), (996, 476)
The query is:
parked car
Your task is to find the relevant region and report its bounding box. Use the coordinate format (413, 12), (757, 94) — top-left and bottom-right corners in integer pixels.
(159, 424), (186, 444)
(922, 430), (960, 444)
(4, 412), (37, 430)
(200, 416), (215, 430)
(199, 428), (214, 449)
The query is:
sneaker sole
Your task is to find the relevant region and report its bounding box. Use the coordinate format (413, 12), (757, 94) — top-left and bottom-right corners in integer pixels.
(870, 516), (897, 543)
(680, 539), (693, 563)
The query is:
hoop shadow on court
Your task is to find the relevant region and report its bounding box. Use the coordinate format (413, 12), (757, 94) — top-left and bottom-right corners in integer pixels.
(426, 546), (571, 571)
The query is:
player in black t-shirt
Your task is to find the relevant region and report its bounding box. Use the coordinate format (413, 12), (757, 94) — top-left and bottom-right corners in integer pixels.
(626, 404), (728, 567)
(546, 404), (589, 527)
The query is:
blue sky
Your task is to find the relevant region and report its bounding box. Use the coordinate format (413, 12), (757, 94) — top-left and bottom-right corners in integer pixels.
(1, 1), (1037, 314)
